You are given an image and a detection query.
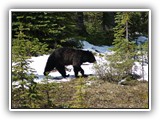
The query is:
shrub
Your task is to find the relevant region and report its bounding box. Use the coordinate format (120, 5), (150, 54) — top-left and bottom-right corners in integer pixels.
(93, 54), (134, 83)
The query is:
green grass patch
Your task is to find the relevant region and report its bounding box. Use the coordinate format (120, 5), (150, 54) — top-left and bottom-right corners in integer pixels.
(12, 77), (149, 109)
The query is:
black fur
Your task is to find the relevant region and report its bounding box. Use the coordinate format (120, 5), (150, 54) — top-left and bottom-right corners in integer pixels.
(44, 48), (96, 77)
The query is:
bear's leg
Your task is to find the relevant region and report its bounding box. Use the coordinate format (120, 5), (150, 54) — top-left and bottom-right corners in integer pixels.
(73, 66), (79, 78)
(79, 67), (88, 77)
(73, 66), (87, 78)
(56, 65), (69, 78)
(79, 67), (84, 75)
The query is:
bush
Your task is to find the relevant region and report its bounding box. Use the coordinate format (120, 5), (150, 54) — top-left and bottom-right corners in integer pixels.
(93, 54), (134, 83)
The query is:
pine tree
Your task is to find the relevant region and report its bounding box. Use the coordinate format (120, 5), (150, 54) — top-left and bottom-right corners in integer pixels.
(41, 75), (52, 108)
(106, 12), (136, 81)
(12, 24), (40, 108)
(91, 11), (149, 82)
(12, 12), (78, 50)
(83, 12), (115, 45)
(129, 12), (149, 40)
(76, 12), (88, 37)
(70, 77), (87, 108)
(40, 75), (59, 108)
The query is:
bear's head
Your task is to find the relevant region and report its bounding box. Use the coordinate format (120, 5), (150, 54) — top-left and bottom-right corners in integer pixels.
(82, 51), (96, 63)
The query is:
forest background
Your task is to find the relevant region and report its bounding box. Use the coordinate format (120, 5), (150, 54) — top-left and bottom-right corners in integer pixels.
(11, 11), (149, 109)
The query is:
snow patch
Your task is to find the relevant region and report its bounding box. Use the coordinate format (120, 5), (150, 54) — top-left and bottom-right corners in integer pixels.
(132, 62), (148, 81)
(136, 36), (148, 45)
(27, 40), (148, 83)
(81, 40), (112, 53)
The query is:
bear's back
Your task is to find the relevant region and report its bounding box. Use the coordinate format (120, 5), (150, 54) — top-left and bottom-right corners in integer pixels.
(52, 48), (79, 65)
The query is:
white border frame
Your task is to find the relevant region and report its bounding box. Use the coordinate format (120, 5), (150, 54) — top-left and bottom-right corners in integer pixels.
(9, 9), (151, 111)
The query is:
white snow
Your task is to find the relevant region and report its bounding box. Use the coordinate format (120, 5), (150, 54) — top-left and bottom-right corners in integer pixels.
(27, 39), (148, 83)
(81, 41), (112, 53)
(136, 36), (148, 45)
(132, 62), (148, 81)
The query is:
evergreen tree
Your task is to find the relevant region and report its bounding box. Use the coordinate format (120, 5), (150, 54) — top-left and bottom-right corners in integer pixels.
(12, 24), (40, 108)
(84, 12), (115, 45)
(40, 75), (60, 108)
(76, 12), (88, 37)
(129, 12), (149, 40)
(105, 12), (136, 82)
(93, 11), (149, 82)
(70, 77), (87, 108)
(12, 12), (78, 50)
(102, 12), (115, 31)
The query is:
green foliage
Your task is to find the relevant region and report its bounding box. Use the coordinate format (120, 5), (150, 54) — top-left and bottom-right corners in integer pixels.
(93, 12), (141, 82)
(12, 11), (148, 50)
(84, 12), (103, 34)
(12, 24), (41, 108)
(12, 24), (37, 85)
(129, 12), (149, 39)
(70, 77), (88, 108)
(84, 12), (115, 45)
(112, 12), (149, 81)
(40, 75), (58, 108)
(112, 12), (136, 76)
(12, 22), (48, 56)
(12, 12), (78, 50)
(94, 12), (148, 82)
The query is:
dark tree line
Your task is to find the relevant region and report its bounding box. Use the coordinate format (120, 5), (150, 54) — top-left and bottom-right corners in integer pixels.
(12, 12), (116, 53)
(12, 11), (148, 55)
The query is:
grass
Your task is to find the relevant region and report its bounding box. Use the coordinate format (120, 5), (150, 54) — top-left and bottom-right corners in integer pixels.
(12, 77), (149, 109)
(86, 80), (148, 108)
(52, 77), (149, 109)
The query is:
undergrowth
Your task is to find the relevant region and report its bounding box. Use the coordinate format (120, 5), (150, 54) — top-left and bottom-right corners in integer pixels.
(12, 77), (149, 109)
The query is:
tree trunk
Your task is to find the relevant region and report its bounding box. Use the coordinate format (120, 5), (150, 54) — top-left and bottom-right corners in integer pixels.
(76, 12), (88, 36)
(126, 21), (129, 41)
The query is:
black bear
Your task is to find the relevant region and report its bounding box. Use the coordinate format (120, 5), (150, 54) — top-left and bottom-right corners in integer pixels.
(43, 48), (96, 78)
